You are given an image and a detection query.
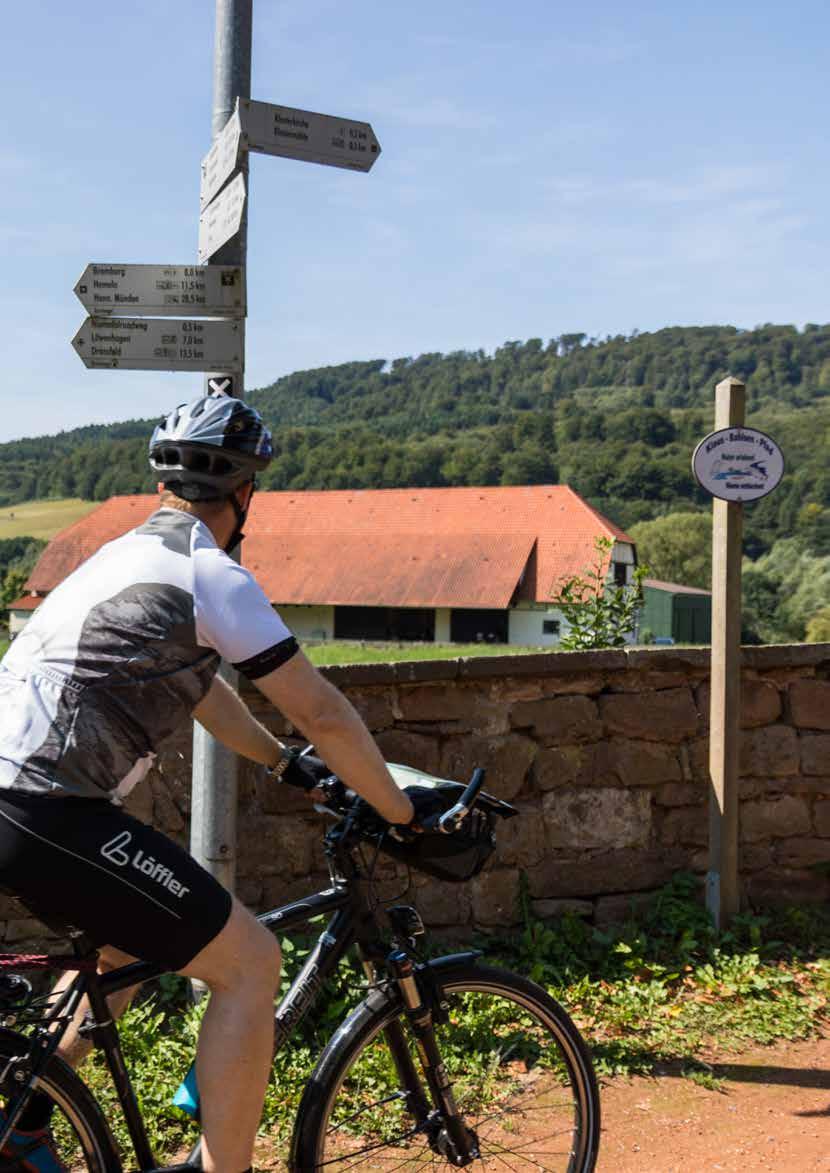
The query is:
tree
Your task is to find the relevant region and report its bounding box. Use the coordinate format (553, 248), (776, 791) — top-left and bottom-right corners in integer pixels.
(628, 512), (712, 589)
(806, 607), (830, 642)
(550, 536), (648, 649)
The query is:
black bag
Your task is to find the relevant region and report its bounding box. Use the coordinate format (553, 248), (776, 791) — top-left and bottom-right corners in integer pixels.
(378, 809), (496, 882)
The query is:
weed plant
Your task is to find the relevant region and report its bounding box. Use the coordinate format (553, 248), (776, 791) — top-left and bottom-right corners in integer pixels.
(76, 873), (829, 1161)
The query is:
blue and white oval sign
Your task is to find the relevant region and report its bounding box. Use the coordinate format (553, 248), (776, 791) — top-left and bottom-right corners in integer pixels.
(692, 427), (784, 502)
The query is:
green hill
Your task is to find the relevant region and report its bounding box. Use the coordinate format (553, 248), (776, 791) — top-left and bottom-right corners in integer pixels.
(0, 324), (827, 565)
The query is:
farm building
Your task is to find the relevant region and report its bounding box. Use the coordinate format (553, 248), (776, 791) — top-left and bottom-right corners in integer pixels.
(640, 579), (712, 645)
(11, 485), (641, 646)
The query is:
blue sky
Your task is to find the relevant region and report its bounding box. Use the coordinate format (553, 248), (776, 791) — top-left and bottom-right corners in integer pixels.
(1, 0), (827, 442)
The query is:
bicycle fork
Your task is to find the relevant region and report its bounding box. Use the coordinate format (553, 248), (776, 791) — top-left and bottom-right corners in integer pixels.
(387, 950), (480, 1167)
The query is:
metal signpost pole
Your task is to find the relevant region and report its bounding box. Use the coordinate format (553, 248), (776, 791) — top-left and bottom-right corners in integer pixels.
(191, 0), (253, 894)
(706, 376), (746, 930)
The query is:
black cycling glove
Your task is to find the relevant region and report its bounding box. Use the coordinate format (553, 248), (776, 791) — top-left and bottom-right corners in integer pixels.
(273, 749), (333, 792)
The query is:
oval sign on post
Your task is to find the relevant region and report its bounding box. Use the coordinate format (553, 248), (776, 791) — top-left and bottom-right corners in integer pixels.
(692, 427), (784, 502)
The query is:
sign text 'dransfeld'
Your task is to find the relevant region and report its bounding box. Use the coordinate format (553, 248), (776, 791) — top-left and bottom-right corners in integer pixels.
(71, 317), (242, 371)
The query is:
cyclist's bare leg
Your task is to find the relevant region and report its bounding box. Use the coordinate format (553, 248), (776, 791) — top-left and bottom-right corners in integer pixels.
(179, 896), (281, 1173)
(49, 945), (141, 1067)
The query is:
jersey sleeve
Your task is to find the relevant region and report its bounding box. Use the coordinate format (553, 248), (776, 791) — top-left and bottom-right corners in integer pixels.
(193, 546), (298, 679)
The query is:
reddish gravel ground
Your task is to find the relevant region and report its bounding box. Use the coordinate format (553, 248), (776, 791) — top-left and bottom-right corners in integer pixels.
(597, 1032), (830, 1171)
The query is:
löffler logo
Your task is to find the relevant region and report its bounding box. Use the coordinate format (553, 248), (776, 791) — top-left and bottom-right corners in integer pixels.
(100, 832), (190, 898)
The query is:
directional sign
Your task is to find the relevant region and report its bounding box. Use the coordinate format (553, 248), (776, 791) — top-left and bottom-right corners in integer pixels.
(200, 107), (243, 210)
(74, 264), (245, 318)
(198, 172), (246, 263)
(71, 317), (242, 372)
(240, 99), (381, 172)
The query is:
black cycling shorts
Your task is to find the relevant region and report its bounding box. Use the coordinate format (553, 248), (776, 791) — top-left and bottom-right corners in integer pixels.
(0, 790), (233, 972)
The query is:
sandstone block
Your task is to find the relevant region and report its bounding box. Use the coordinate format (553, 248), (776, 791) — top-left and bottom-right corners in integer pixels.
(414, 877), (472, 926)
(471, 870), (520, 926)
(238, 814), (313, 876)
(740, 725), (799, 778)
(777, 838), (830, 869)
(747, 868), (830, 908)
(543, 787), (651, 850)
(509, 695), (602, 742)
(594, 890), (661, 926)
(657, 781), (704, 807)
(260, 873), (331, 910)
(533, 745), (595, 791)
(815, 800), (830, 837)
(397, 684), (474, 723)
(697, 679), (782, 730)
(741, 842), (773, 871)
(687, 737), (711, 781)
(440, 734), (536, 801)
(347, 688), (395, 732)
(660, 807), (707, 847)
(531, 898), (593, 919)
(527, 847), (687, 899)
(375, 730), (440, 774)
(801, 734), (830, 777)
(740, 796), (811, 842)
(599, 687), (699, 742)
(594, 738), (682, 788)
(789, 680), (830, 730)
(496, 803), (546, 868)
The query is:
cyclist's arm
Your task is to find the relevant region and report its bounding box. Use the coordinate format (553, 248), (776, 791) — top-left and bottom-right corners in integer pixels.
(192, 673), (283, 766)
(254, 650), (414, 826)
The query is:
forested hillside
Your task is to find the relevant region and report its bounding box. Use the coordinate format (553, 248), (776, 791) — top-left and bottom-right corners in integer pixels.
(1, 324), (827, 640)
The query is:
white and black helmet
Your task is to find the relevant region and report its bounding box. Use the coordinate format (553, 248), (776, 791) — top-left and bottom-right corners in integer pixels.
(149, 392), (273, 501)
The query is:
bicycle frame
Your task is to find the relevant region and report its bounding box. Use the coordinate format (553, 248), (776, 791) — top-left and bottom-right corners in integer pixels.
(0, 880), (386, 1171)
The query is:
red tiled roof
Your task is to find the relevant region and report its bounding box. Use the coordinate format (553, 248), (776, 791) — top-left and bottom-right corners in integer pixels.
(27, 485), (634, 608)
(6, 596), (42, 611)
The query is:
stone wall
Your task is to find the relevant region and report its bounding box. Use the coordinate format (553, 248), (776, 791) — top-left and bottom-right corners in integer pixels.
(3, 644), (829, 945)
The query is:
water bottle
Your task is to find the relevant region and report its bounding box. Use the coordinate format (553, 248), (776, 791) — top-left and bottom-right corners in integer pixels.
(172, 1061), (200, 1120)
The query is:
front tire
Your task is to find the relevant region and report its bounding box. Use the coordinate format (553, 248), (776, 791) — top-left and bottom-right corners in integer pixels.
(0, 1027), (120, 1172)
(290, 960), (600, 1172)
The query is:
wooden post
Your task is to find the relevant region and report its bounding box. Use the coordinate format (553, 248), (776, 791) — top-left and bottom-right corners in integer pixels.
(706, 375), (746, 930)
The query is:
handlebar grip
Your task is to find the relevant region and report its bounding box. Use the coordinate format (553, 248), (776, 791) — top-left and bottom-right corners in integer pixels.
(438, 767), (487, 834)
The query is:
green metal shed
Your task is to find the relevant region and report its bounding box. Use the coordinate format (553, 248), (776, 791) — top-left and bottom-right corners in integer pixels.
(639, 579), (712, 644)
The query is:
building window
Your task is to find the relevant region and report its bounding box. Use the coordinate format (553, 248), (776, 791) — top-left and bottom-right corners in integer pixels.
(613, 562), (628, 587)
(542, 619), (560, 635)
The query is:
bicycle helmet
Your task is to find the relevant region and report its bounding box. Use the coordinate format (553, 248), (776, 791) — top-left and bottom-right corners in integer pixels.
(149, 392), (273, 502)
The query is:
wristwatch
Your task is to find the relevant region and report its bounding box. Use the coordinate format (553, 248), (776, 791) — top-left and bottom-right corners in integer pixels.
(266, 745), (296, 779)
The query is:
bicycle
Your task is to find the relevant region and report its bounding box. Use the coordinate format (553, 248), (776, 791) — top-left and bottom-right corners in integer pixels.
(0, 762), (601, 1171)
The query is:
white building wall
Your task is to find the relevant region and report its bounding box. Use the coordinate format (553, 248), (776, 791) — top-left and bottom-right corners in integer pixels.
(274, 604), (335, 640)
(508, 604), (565, 647)
(435, 608), (450, 642)
(8, 611), (35, 638)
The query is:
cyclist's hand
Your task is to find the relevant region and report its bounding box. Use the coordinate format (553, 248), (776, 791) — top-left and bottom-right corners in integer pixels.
(280, 751), (333, 793)
(395, 785), (448, 836)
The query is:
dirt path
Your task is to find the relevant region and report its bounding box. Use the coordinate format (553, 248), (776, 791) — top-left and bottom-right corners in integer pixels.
(597, 1032), (830, 1171)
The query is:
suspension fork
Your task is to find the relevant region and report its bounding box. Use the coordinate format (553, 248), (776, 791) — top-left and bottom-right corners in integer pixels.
(356, 949), (432, 1126)
(387, 950), (480, 1165)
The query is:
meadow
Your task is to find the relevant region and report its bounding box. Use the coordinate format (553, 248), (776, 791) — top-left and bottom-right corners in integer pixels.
(0, 498), (97, 540)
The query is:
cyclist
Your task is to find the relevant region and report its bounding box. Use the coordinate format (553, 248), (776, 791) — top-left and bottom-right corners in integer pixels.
(0, 391), (420, 1173)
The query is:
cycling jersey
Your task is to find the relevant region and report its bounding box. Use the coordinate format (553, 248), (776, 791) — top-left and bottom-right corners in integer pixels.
(0, 508), (298, 801)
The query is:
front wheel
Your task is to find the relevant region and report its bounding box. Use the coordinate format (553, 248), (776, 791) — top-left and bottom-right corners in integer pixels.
(290, 960), (600, 1172)
(0, 1027), (120, 1171)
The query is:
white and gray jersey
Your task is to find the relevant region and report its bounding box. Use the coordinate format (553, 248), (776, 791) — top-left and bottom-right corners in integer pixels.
(0, 509), (298, 801)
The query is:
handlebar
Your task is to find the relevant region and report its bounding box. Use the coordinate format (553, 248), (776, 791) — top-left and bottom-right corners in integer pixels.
(437, 767), (486, 834)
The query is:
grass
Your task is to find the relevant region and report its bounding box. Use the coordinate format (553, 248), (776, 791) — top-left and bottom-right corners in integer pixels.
(0, 498), (97, 540)
(303, 640), (558, 666)
(71, 873), (829, 1161)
